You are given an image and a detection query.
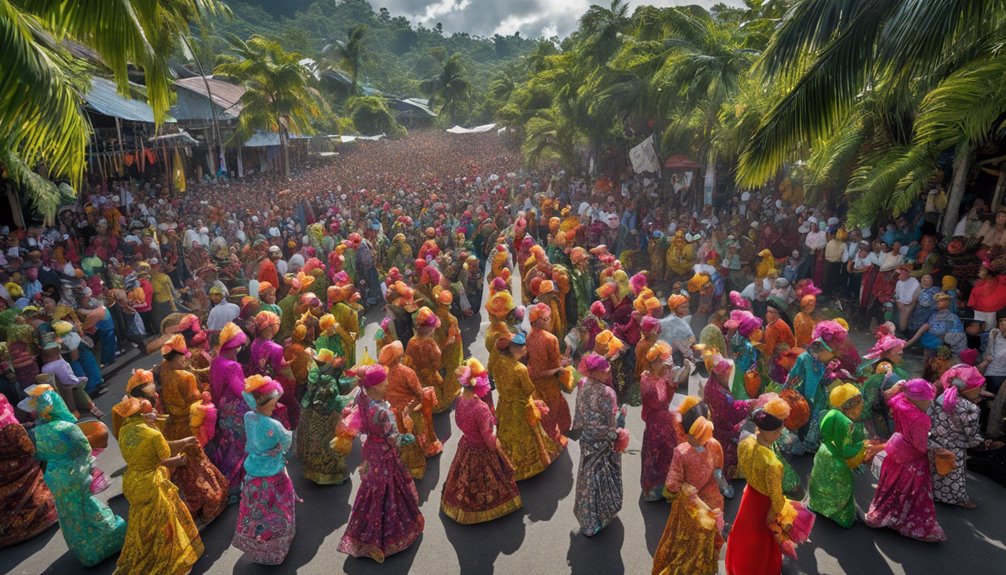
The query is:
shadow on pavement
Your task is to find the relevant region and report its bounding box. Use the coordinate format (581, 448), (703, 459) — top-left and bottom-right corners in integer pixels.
(520, 448), (574, 522)
(566, 516), (624, 574)
(342, 533), (421, 575)
(637, 496), (669, 556)
(440, 505), (527, 574)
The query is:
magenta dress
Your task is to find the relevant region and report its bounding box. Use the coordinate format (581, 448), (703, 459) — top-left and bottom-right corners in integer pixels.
(703, 377), (753, 480)
(206, 355), (249, 499)
(639, 372), (681, 501)
(338, 392), (424, 563)
(864, 394), (946, 541)
(441, 395), (522, 523)
(249, 338), (298, 429)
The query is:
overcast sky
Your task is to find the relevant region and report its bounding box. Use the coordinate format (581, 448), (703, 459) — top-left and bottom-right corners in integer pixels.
(373, 0), (747, 39)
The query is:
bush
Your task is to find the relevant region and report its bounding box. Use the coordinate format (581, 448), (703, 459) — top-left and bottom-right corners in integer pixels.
(346, 96), (407, 138)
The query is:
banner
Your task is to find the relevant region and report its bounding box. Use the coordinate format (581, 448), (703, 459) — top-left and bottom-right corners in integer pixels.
(629, 135), (660, 174)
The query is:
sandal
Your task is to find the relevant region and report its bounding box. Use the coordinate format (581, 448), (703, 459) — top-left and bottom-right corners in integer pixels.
(89, 406), (105, 419)
(960, 500), (978, 509)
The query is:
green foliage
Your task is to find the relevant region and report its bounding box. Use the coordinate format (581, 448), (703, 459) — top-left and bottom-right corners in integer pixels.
(420, 53), (472, 124)
(346, 96), (406, 138)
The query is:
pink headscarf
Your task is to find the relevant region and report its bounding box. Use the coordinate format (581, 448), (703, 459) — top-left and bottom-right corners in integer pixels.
(578, 352), (611, 377)
(728, 290), (750, 310)
(812, 320), (848, 344)
(863, 334), (906, 360)
(356, 364), (388, 388)
(726, 310), (762, 338)
(0, 395), (18, 428)
(939, 364), (985, 414)
(902, 378), (936, 402)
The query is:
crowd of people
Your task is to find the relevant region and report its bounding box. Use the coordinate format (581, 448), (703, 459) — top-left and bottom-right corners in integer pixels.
(2, 129), (1006, 574)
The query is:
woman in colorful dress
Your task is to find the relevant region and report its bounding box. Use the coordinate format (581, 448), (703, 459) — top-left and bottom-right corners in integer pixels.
(328, 283), (361, 366)
(299, 348), (355, 485)
(858, 332), (910, 439)
(249, 311), (297, 429)
(930, 365), (988, 508)
(571, 352), (627, 537)
(408, 307), (456, 413)
(159, 335), (228, 525)
(433, 287), (464, 394)
(338, 364), (424, 562)
(25, 384), (126, 566)
(908, 275), (940, 332)
(527, 302), (571, 447)
(725, 398), (809, 575)
(113, 395), (204, 575)
(702, 353), (752, 484)
(651, 404), (725, 575)
(726, 310), (762, 400)
(809, 384), (882, 528)
(232, 375), (297, 564)
(442, 358), (523, 524)
(206, 322), (250, 500)
(493, 332), (562, 481)
(0, 394), (58, 548)
(639, 341), (688, 501)
(864, 379), (946, 542)
(380, 340), (441, 479)
(784, 338), (835, 455)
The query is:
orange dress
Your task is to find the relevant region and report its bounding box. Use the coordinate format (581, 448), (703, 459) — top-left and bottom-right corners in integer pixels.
(283, 341), (312, 390)
(406, 335), (449, 413)
(527, 328), (570, 447)
(793, 312), (816, 349)
(635, 337), (656, 379)
(387, 363), (442, 478)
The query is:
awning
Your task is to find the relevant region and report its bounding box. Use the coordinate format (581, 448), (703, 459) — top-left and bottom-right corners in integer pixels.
(446, 123), (497, 134)
(664, 154), (702, 170)
(331, 134), (385, 143)
(84, 77), (171, 123)
(243, 131), (311, 148)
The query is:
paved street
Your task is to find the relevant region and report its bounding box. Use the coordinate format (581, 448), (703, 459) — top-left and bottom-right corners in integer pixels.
(4, 284), (1006, 575)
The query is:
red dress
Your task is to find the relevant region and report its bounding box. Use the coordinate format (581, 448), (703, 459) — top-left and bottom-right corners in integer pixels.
(726, 436), (786, 575)
(527, 328), (570, 446)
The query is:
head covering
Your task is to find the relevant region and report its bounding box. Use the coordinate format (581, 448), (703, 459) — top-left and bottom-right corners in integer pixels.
(939, 364), (985, 414)
(589, 300), (606, 318)
(126, 368), (155, 394)
(800, 295), (816, 310)
(218, 322), (248, 352)
(0, 394), (19, 428)
(726, 310), (762, 338)
(812, 320), (848, 345)
(902, 378), (937, 402)
(112, 396), (152, 419)
(645, 341), (672, 363)
(829, 383), (862, 409)
(863, 334), (906, 359)
(436, 288), (453, 306)
(243, 375), (284, 408)
(753, 397), (790, 431)
(486, 291), (515, 319)
(578, 352), (611, 376)
(687, 416), (713, 444)
(529, 302), (551, 324)
(667, 294), (689, 310)
(319, 314), (337, 334)
(160, 334), (190, 357)
(254, 311), (280, 335)
(458, 358), (491, 398)
(378, 340), (404, 366)
(415, 306), (441, 329)
(356, 364), (388, 389)
(639, 315), (660, 334)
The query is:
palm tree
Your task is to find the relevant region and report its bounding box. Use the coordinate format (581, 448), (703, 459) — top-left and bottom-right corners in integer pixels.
(420, 53), (472, 124)
(215, 34), (328, 180)
(321, 24), (367, 96)
(522, 107), (582, 171)
(1, 0), (228, 216)
(578, 0), (631, 65)
(739, 0), (1006, 232)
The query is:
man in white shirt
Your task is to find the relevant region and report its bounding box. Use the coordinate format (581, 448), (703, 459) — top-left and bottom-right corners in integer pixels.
(894, 265), (920, 334)
(206, 283), (240, 332)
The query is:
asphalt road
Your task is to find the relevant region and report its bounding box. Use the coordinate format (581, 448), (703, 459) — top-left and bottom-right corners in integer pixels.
(4, 274), (1006, 575)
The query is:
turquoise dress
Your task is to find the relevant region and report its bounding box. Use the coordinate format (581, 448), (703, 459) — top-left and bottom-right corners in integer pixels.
(786, 351), (827, 451)
(33, 390), (126, 566)
(730, 333), (760, 400)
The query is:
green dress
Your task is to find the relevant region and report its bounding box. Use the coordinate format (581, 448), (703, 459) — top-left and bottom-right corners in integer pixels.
(808, 409), (867, 527)
(298, 363), (355, 484)
(33, 390), (126, 566)
(857, 361), (908, 439)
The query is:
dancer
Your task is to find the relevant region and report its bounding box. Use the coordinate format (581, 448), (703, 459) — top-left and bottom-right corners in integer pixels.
(338, 365), (424, 563)
(114, 395), (204, 575)
(441, 358), (523, 524)
(381, 340), (442, 479)
(527, 302), (571, 446)
(0, 394), (57, 548)
(571, 352), (627, 537)
(639, 341), (689, 501)
(702, 352), (752, 483)
(232, 375), (297, 564)
(249, 311), (298, 429)
(205, 322), (250, 499)
(864, 379), (946, 542)
(930, 365), (988, 508)
(299, 348), (355, 485)
(407, 307), (455, 413)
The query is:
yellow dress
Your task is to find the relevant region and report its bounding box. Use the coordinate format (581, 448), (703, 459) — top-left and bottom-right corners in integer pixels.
(331, 301), (360, 367)
(406, 335), (452, 413)
(493, 355), (562, 481)
(435, 306), (464, 403)
(485, 319), (510, 379)
(116, 416), (203, 575)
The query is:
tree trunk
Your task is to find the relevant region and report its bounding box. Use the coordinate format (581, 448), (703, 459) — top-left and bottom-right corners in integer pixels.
(281, 129), (290, 180)
(942, 141), (974, 239)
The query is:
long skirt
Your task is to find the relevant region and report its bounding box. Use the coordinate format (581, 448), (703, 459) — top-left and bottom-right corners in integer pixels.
(338, 439), (424, 563)
(232, 472), (297, 565)
(204, 397), (247, 500)
(297, 407), (348, 485)
(725, 486), (781, 575)
(652, 493), (722, 575)
(441, 436), (522, 524)
(640, 412), (679, 501)
(574, 434), (622, 536)
(117, 470), (203, 575)
(808, 447), (857, 528)
(497, 398), (562, 481)
(864, 452), (946, 541)
(170, 446), (229, 526)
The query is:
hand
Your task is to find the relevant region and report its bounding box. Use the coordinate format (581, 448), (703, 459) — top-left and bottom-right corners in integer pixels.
(143, 412), (158, 425)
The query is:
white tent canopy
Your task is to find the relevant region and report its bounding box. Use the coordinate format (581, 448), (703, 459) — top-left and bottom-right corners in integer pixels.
(446, 123), (497, 134)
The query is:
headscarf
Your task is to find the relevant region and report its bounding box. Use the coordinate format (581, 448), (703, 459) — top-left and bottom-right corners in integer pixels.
(687, 416), (713, 444)
(578, 352), (610, 377)
(457, 358), (490, 398)
(529, 302), (551, 324)
(112, 396), (152, 419)
(863, 334), (905, 360)
(640, 315), (660, 334)
(726, 310), (762, 338)
(902, 378), (936, 402)
(0, 394), (18, 428)
(218, 322), (247, 352)
(645, 341), (672, 364)
(812, 320), (848, 345)
(355, 364), (388, 388)
(378, 340), (404, 366)
(126, 368), (155, 394)
(415, 306), (441, 329)
(254, 310), (280, 335)
(160, 334), (190, 357)
(22, 384), (76, 423)
(667, 294), (689, 311)
(939, 364), (985, 414)
(243, 374), (284, 409)
(829, 383), (862, 410)
(752, 397), (790, 431)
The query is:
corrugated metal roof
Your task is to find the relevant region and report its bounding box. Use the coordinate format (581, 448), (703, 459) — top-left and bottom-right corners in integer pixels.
(243, 131), (311, 148)
(388, 97), (437, 117)
(84, 77), (169, 123)
(174, 76), (246, 118)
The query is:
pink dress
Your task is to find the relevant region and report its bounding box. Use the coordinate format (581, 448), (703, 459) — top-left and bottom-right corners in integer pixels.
(639, 371), (681, 501)
(441, 395), (522, 524)
(338, 392), (424, 563)
(249, 338), (297, 429)
(205, 355), (248, 499)
(864, 394), (946, 541)
(703, 377), (753, 480)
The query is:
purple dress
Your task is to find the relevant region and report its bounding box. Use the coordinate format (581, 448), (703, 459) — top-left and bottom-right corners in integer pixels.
(205, 355), (248, 498)
(249, 338), (298, 429)
(703, 376), (754, 480)
(338, 392), (424, 563)
(864, 394), (946, 541)
(639, 372), (680, 501)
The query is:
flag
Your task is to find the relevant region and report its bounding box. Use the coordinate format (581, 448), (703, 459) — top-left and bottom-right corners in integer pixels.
(629, 135), (660, 174)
